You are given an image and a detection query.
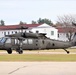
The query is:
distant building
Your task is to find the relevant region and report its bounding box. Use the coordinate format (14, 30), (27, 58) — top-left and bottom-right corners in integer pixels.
(0, 23), (75, 41)
(0, 23), (58, 40)
(56, 26), (76, 41)
(31, 23), (58, 39)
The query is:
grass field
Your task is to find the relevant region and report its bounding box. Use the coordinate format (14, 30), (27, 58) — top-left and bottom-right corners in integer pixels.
(0, 54), (76, 62)
(0, 48), (76, 62)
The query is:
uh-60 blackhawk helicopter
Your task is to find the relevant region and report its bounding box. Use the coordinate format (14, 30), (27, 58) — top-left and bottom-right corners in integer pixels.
(0, 26), (76, 54)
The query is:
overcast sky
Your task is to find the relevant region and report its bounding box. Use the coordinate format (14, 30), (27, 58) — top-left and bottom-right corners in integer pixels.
(0, 0), (76, 25)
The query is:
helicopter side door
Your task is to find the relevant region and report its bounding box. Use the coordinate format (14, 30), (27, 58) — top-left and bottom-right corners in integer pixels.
(11, 38), (20, 49)
(4, 38), (12, 49)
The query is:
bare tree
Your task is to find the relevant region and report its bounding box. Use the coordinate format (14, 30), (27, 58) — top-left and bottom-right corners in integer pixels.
(57, 14), (76, 26)
(57, 14), (76, 41)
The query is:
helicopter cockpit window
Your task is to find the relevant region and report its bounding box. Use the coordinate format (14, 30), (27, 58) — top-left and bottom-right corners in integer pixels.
(23, 39), (28, 44)
(0, 37), (6, 43)
(5, 38), (11, 43)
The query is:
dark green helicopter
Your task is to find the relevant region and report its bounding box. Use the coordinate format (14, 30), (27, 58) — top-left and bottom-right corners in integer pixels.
(0, 26), (76, 54)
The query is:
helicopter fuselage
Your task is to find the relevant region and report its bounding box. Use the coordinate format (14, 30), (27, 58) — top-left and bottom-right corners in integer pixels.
(0, 37), (72, 53)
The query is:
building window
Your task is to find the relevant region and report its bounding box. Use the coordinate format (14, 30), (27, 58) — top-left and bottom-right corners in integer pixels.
(4, 32), (6, 35)
(15, 31), (17, 33)
(12, 31), (13, 34)
(8, 32), (10, 35)
(58, 34), (59, 38)
(2, 32), (3, 34)
(51, 31), (54, 35)
(36, 31), (39, 33)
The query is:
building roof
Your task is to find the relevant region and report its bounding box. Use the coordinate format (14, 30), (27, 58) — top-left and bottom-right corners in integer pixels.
(0, 24), (76, 33)
(56, 27), (76, 33)
(0, 24), (41, 30)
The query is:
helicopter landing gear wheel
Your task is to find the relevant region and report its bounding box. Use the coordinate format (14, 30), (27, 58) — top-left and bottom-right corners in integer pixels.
(17, 40), (23, 54)
(63, 49), (70, 54)
(7, 48), (12, 54)
(18, 50), (23, 54)
(17, 48), (23, 54)
(67, 51), (70, 54)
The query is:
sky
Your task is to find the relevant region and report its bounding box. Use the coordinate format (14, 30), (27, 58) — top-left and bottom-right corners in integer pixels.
(0, 0), (76, 25)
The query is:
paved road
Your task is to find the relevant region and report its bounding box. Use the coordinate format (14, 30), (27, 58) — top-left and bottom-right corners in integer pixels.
(0, 62), (76, 75)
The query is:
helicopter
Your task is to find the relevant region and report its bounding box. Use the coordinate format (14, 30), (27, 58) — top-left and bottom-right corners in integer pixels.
(0, 30), (76, 54)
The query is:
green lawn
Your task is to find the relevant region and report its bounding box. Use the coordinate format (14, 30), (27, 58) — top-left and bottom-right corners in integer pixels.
(0, 54), (76, 62)
(0, 48), (76, 62)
